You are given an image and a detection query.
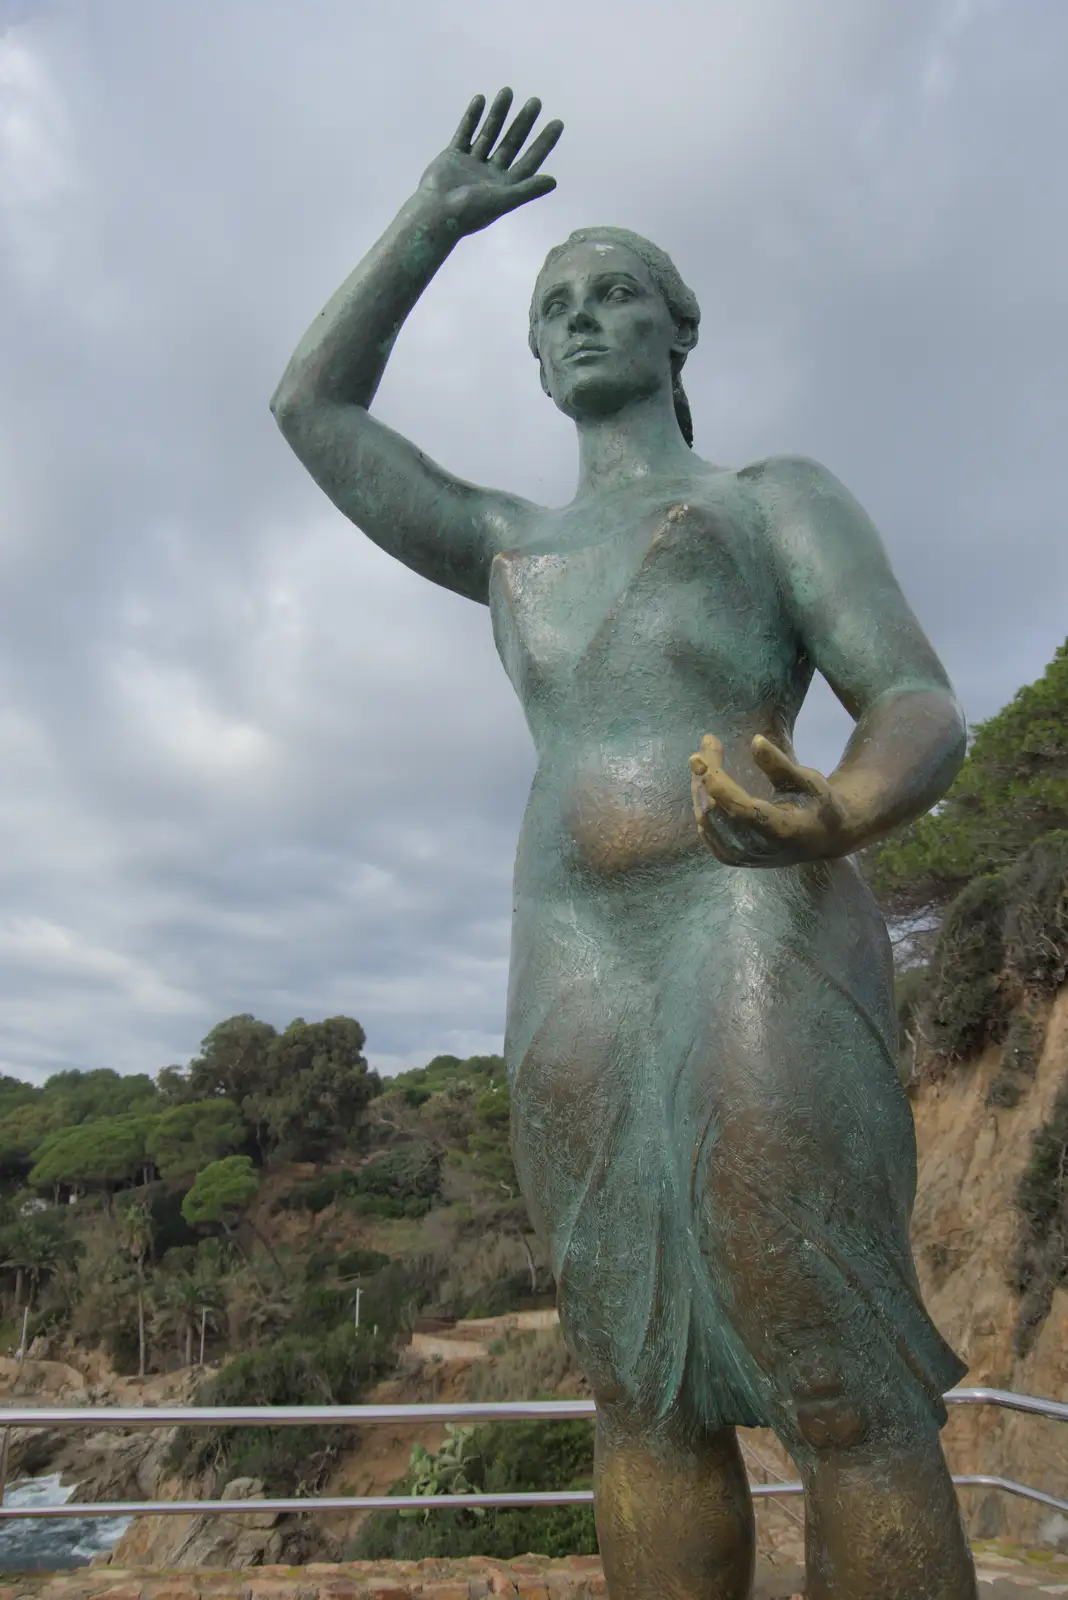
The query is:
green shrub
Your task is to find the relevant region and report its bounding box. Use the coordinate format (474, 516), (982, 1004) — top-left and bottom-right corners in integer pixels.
(348, 1193), (432, 1221)
(271, 1170), (359, 1215)
(305, 1249), (337, 1278)
(1002, 830), (1068, 995)
(302, 1247), (391, 1283)
(352, 1145), (441, 1205)
(25, 1305), (65, 1342)
(272, 1148), (441, 1220)
(286, 1283), (354, 1337)
(894, 966), (930, 1039)
(357, 1256), (445, 1339)
(350, 1417), (597, 1562)
(987, 1008), (1046, 1110)
(862, 640), (1068, 919)
(894, 966), (931, 1087)
(170, 1322), (394, 1492)
(1010, 1068), (1068, 1355)
(388, 1055), (506, 1104)
(462, 1272), (532, 1321)
(925, 874), (1009, 1062)
(143, 1183), (202, 1254)
(336, 1248), (391, 1279)
(351, 1503), (596, 1563)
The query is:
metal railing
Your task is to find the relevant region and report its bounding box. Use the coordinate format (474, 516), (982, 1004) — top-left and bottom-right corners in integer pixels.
(0, 1386), (1064, 1522)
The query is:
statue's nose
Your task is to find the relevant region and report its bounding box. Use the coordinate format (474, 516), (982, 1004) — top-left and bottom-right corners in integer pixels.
(567, 305), (598, 333)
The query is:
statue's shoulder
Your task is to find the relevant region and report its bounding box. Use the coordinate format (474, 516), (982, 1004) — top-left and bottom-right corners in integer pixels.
(735, 455), (853, 537)
(736, 453), (833, 492)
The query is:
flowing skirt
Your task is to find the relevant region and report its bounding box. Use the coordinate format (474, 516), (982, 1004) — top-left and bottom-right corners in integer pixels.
(505, 849), (965, 1450)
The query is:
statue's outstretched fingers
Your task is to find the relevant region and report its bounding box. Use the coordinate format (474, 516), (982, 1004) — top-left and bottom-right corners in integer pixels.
(470, 88), (514, 160)
(509, 118), (565, 182)
(450, 95), (487, 152)
(492, 97), (543, 168)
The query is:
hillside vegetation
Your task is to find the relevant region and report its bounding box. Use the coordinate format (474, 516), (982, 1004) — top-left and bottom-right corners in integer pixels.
(0, 1027), (553, 1503)
(862, 639), (1068, 1358)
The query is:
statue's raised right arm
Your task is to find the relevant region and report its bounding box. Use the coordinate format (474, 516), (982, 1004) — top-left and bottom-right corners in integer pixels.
(270, 91), (562, 604)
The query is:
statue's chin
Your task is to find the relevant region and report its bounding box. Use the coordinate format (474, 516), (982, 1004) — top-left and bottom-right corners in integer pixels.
(549, 374), (663, 427)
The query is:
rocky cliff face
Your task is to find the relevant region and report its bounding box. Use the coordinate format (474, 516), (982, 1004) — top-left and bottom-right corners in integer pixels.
(911, 986), (1068, 1549)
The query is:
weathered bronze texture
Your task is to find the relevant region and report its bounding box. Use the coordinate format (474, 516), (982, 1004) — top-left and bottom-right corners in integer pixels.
(271, 89), (978, 1599)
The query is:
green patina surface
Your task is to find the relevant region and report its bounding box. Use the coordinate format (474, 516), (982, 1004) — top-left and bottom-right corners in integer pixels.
(268, 84), (980, 1598)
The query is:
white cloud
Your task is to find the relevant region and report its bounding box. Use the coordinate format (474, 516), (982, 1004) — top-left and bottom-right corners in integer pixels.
(0, 31), (75, 281)
(109, 650), (277, 787)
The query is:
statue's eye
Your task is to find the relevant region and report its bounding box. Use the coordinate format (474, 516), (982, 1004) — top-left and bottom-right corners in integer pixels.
(542, 298), (567, 318)
(605, 285), (633, 303)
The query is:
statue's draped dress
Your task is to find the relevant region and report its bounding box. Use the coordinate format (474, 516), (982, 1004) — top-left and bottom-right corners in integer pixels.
(489, 477), (964, 1451)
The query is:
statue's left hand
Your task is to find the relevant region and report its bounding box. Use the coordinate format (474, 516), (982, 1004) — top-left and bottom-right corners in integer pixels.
(689, 734), (855, 868)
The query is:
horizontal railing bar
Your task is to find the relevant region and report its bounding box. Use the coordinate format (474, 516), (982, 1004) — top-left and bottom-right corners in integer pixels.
(946, 1387), (1068, 1424)
(0, 1400), (595, 1430)
(951, 1475), (1068, 1514)
(0, 1491), (597, 1519)
(0, 1475), (1064, 1522)
(0, 1386), (1063, 1431)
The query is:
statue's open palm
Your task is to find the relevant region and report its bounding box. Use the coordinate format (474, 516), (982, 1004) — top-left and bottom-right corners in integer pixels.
(419, 89), (563, 236)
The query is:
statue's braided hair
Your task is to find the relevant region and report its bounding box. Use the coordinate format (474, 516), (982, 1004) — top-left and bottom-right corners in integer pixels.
(528, 227), (701, 448)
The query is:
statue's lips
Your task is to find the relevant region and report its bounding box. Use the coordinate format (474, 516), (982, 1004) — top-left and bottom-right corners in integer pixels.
(563, 344), (610, 362)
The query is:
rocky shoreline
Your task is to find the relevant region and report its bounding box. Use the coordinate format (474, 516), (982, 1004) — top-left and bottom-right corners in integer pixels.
(0, 1356), (324, 1571)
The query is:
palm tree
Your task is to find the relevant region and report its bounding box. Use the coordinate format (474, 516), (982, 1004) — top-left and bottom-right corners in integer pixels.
(117, 1201), (153, 1378)
(152, 1254), (224, 1369)
(192, 1247), (225, 1366)
(0, 1221), (36, 1313)
(150, 1269), (199, 1369)
(0, 1212), (80, 1313)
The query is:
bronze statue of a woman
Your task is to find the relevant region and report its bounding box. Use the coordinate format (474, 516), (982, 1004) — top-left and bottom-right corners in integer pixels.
(271, 90), (978, 1600)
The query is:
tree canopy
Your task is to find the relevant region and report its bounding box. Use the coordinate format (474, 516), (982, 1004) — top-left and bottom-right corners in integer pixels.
(248, 1016), (379, 1161)
(862, 639), (1068, 920)
(186, 1015), (279, 1108)
(0, 1069), (162, 1184)
(28, 1113), (157, 1197)
(181, 1156), (260, 1231)
(173, 1013), (379, 1162)
(147, 1099), (245, 1181)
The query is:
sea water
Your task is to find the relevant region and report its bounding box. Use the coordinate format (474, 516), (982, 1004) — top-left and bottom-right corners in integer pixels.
(0, 1475), (132, 1573)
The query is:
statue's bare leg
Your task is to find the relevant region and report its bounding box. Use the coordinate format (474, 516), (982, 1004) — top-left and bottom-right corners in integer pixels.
(593, 1399), (754, 1600)
(696, 1108), (978, 1600)
(801, 1422), (977, 1600)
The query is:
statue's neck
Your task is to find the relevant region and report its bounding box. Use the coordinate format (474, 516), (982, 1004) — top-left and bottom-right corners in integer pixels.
(572, 389), (692, 502)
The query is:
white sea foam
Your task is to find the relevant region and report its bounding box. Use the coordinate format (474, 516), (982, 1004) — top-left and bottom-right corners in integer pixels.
(0, 1474), (132, 1573)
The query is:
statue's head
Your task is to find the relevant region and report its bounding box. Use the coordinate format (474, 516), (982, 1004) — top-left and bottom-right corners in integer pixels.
(528, 228), (701, 446)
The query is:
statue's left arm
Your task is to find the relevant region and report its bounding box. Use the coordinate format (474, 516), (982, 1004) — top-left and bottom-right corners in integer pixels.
(758, 454), (967, 854)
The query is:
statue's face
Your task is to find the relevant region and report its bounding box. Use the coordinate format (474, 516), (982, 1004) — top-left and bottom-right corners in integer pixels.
(532, 241), (684, 423)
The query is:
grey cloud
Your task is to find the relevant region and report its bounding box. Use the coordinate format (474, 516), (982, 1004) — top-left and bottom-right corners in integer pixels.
(0, 0), (1064, 1081)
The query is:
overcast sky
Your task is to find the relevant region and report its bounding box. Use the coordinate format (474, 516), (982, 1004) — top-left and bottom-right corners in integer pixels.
(0, 0), (1065, 1084)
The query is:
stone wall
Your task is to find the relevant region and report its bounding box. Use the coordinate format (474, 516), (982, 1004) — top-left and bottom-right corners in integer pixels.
(0, 1554), (806, 1600)
(3, 1545), (1068, 1598)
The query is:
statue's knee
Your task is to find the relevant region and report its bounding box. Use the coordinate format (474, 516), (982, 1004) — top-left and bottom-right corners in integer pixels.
(790, 1360), (869, 1450)
(795, 1391), (868, 1450)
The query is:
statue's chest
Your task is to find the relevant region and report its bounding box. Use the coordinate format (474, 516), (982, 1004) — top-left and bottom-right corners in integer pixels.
(489, 498), (774, 712)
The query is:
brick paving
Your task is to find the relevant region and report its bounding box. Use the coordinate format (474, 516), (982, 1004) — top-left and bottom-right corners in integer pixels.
(0, 1541), (1064, 1597)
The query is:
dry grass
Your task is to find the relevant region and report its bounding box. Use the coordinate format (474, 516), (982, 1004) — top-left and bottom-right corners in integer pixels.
(465, 1328), (588, 1401)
